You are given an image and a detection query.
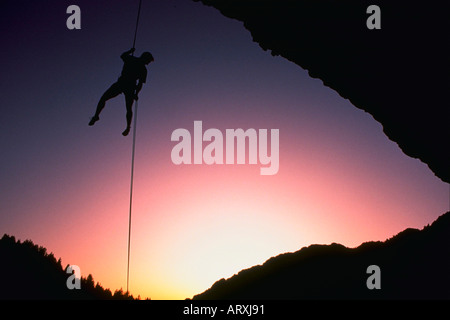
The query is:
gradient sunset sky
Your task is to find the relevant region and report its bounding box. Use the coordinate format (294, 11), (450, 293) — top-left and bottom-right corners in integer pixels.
(0, 0), (448, 300)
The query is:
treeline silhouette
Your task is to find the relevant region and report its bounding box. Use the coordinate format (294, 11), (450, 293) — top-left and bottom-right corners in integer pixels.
(193, 211), (450, 299)
(0, 234), (141, 299)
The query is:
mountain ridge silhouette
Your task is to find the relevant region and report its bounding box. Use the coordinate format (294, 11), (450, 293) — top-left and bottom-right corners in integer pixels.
(192, 211), (450, 300)
(1, 212), (448, 299)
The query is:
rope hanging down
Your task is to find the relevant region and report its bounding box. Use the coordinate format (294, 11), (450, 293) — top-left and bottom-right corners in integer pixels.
(127, 0), (143, 295)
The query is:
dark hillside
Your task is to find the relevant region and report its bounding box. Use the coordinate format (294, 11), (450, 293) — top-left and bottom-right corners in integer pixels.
(0, 234), (136, 299)
(193, 212), (450, 299)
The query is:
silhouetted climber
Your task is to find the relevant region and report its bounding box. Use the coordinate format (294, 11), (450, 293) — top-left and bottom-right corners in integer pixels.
(89, 48), (154, 136)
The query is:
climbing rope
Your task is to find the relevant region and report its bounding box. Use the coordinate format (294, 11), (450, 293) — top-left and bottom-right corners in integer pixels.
(132, 0), (143, 50)
(127, 0), (143, 295)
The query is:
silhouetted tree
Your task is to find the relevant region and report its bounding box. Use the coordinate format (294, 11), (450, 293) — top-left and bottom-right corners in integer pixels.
(0, 234), (141, 299)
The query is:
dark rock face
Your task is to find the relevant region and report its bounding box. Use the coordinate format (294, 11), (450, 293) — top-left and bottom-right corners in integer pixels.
(194, 0), (450, 183)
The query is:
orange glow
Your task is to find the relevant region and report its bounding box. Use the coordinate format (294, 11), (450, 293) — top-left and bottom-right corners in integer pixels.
(7, 118), (446, 300)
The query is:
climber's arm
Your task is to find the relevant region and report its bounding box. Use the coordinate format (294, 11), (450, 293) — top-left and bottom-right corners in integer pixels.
(121, 48), (135, 61)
